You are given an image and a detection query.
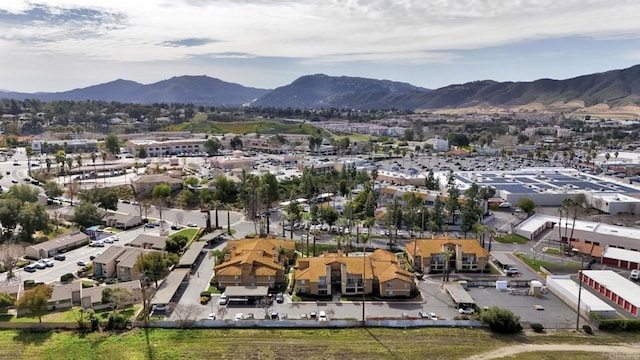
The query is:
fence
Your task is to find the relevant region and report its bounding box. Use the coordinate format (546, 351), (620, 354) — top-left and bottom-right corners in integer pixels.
(132, 319), (487, 329)
(0, 322), (80, 330)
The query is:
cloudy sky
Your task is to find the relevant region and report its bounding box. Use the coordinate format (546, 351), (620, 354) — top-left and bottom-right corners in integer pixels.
(2, 0), (640, 92)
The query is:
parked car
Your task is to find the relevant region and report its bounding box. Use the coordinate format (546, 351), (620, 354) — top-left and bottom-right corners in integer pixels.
(458, 308), (475, 315)
(77, 261), (87, 267)
(23, 264), (36, 272)
(275, 293), (285, 304)
(245, 313), (254, 320)
(318, 310), (328, 321)
(43, 259), (54, 267)
(152, 304), (168, 312)
(207, 313), (216, 320)
(218, 293), (229, 305)
(309, 311), (317, 320)
(53, 254), (66, 261)
(234, 313), (244, 321)
(630, 270), (640, 281)
(103, 237), (114, 244)
(505, 268), (519, 276)
(186, 222), (198, 227)
(34, 261), (46, 269)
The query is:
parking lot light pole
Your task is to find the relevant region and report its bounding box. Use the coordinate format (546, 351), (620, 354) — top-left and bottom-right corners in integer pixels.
(576, 269), (583, 331)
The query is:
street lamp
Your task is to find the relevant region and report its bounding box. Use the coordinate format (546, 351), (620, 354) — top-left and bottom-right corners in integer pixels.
(576, 269), (584, 331)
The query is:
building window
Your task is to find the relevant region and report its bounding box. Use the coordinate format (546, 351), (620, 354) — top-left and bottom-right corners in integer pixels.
(386, 283), (392, 288)
(298, 288), (306, 293)
(386, 290), (394, 296)
(299, 279), (305, 284)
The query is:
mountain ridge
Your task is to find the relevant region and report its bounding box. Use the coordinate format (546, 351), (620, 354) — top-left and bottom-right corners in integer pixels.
(3, 65), (640, 110)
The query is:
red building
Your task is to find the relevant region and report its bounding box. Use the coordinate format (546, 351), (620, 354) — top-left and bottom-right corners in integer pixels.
(581, 270), (640, 317)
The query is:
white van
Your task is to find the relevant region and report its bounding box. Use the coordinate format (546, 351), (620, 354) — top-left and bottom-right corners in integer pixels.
(630, 270), (639, 280)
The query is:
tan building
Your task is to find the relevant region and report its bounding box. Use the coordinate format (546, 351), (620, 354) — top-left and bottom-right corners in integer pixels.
(127, 234), (167, 251)
(93, 245), (156, 281)
(47, 281), (141, 312)
(294, 249), (415, 298)
(25, 231), (90, 259)
(405, 238), (490, 274)
(213, 238), (295, 290)
(130, 173), (183, 198)
(209, 156), (255, 170)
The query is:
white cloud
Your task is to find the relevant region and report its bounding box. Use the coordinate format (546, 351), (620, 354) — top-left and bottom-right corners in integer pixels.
(2, 0), (640, 90)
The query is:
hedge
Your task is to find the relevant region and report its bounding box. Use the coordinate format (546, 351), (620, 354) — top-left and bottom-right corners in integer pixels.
(598, 319), (640, 331)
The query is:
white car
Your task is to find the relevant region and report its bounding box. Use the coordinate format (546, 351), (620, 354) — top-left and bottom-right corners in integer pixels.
(218, 293), (229, 305)
(458, 308), (475, 315)
(318, 310), (328, 321)
(234, 313), (244, 321)
(498, 202), (511, 208)
(207, 313), (216, 320)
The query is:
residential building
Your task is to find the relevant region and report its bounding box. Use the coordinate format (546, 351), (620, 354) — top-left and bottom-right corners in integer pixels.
(405, 238), (490, 273)
(25, 231), (90, 259)
(213, 238), (295, 290)
(93, 245), (157, 281)
(47, 281), (141, 312)
(103, 212), (142, 229)
(294, 249), (416, 298)
(127, 234), (167, 251)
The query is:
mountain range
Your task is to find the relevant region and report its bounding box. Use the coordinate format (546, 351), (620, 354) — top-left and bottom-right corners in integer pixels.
(3, 65), (640, 111)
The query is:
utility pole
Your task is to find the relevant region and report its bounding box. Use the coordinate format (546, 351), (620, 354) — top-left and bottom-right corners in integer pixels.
(576, 269), (583, 331)
(362, 245), (366, 326)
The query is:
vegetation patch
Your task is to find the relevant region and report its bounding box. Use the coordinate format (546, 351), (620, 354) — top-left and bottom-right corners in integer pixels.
(495, 234), (528, 244)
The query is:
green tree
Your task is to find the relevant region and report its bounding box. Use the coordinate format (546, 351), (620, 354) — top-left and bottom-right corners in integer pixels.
(15, 285), (53, 323)
(203, 138), (223, 155)
(79, 187), (119, 211)
(105, 133), (121, 155)
(101, 287), (135, 312)
(479, 307), (523, 334)
(0, 199), (23, 236)
(7, 184), (39, 204)
(43, 181), (63, 199)
(445, 171), (461, 224)
(517, 197), (536, 215)
(0, 292), (14, 310)
(18, 203), (51, 241)
(135, 252), (175, 288)
(213, 175), (238, 204)
(70, 202), (103, 228)
(25, 145), (34, 177)
(318, 206), (340, 228)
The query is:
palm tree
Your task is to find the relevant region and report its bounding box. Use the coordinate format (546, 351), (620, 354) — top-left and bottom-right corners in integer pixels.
(25, 145), (34, 177)
(66, 157), (73, 189)
(101, 152), (107, 186)
(440, 248), (454, 282)
(45, 157), (51, 174)
(91, 152), (97, 188)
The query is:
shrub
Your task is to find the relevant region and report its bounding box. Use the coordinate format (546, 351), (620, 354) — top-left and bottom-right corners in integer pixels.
(531, 323), (544, 333)
(60, 273), (75, 284)
(583, 325), (594, 335)
(23, 280), (36, 290)
(200, 291), (211, 297)
(479, 307), (523, 334)
(598, 319), (640, 332)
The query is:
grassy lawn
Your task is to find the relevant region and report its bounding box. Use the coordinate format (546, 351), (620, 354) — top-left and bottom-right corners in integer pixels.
(164, 117), (325, 136)
(544, 248), (562, 255)
(495, 234), (529, 244)
(170, 228), (198, 241)
(497, 352), (610, 360)
(0, 328), (636, 360)
(7, 305), (141, 323)
(515, 254), (580, 273)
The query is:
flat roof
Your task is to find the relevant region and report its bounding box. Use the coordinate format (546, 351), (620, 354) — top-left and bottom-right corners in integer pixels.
(178, 241), (206, 267)
(224, 285), (269, 297)
(517, 214), (640, 240)
(491, 252), (517, 267)
(445, 283), (475, 305)
(546, 275), (615, 313)
(151, 268), (190, 305)
(582, 270), (640, 308)
(602, 248), (640, 264)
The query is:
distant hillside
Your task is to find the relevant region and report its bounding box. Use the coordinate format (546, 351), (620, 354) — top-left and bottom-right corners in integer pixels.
(4, 64), (640, 110)
(251, 74), (429, 109)
(410, 64), (640, 110)
(0, 76), (269, 106)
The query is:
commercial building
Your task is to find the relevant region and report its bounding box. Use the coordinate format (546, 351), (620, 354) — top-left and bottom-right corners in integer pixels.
(130, 173), (183, 198)
(546, 275), (616, 318)
(581, 270), (640, 317)
(424, 137), (449, 152)
(294, 249), (415, 298)
(516, 214), (640, 250)
(25, 232), (90, 259)
(124, 138), (206, 157)
(405, 238), (490, 274)
(31, 139), (98, 154)
(601, 247), (640, 270)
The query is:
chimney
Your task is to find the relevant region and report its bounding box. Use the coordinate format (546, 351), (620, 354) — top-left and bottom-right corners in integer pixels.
(298, 260), (309, 270)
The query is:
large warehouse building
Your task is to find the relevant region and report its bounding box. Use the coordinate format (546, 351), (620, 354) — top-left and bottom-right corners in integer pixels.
(437, 168), (640, 213)
(581, 270), (640, 317)
(546, 275), (615, 318)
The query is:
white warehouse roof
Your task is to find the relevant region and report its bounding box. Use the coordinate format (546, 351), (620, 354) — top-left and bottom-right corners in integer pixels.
(516, 214), (640, 240)
(602, 247), (640, 263)
(582, 270), (640, 309)
(546, 275), (615, 313)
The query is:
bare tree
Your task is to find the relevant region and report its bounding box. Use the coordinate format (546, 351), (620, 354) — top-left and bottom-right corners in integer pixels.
(173, 303), (200, 328)
(175, 212), (184, 227)
(0, 243), (23, 279)
(102, 287), (136, 313)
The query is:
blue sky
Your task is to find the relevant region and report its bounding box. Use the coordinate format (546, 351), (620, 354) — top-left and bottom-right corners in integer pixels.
(1, 0), (640, 92)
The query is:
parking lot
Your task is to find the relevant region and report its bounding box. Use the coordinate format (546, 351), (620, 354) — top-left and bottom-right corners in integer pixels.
(468, 286), (577, 328)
